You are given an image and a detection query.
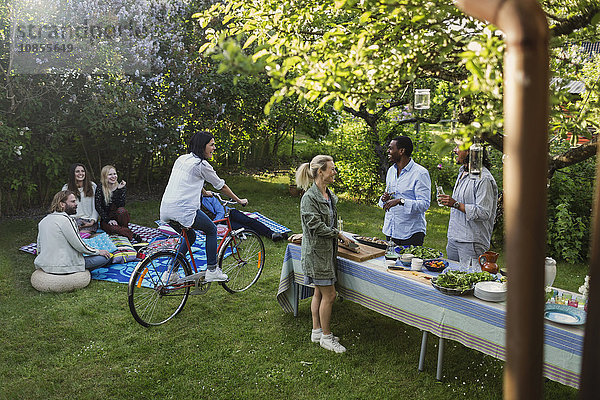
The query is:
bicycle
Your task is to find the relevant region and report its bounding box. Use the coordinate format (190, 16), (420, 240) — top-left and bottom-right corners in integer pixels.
(128, 193), (266, 327)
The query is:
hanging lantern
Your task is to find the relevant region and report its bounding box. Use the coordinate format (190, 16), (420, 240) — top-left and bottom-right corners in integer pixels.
(414, 89), (430, 110)
(469, 140), (483, 177)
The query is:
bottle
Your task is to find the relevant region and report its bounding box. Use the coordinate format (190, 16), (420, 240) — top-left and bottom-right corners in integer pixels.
(385, 241), (397, 260)
(435, 182), (445, 207)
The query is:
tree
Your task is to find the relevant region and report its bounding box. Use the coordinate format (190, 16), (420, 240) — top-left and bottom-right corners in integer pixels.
(195, 0), (600, 176)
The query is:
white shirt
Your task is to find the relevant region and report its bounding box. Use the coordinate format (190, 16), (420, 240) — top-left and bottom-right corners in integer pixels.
(62, 182), (99, 221)
(160, 153), (225, 227)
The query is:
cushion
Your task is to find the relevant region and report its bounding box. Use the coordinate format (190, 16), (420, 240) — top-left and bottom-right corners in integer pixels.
(157, 224), (179, 236)
(139, 237), (180, 258)
(110, 235), (138, 264)
(31, 269), (91, 292)
(83, 232), (118, 253)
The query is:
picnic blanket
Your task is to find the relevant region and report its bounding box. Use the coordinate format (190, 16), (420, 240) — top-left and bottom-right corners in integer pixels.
(90, 234), (210, 286)
(20, 214), (291, 285)
(18, 223), (162, 255)
(241, 211), (292, 234)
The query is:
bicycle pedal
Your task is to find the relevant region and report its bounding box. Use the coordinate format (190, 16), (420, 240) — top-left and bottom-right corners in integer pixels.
(181, 271), (205, 284)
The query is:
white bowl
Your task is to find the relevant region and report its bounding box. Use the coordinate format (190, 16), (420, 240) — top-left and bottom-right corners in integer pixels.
(474, 281), (507, 302)
(400, 253), (414, 262)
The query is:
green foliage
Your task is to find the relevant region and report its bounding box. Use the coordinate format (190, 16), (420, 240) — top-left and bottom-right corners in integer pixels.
(328, 117), (384, 201)
(546, 143), (594, 262)
(197, 0), (476, 113)
(547, 202), (588, 263)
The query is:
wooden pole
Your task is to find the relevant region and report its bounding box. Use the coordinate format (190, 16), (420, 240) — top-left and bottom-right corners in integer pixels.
(454, 1), (549, 399)
(579, 142), (600, 398)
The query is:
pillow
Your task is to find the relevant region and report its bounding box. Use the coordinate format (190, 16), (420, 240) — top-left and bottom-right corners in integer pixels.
(139, 238), (180, 257)
(157, 224), (179, 236)
(110, 235), (138, 264)
(83, 232), (118, 253)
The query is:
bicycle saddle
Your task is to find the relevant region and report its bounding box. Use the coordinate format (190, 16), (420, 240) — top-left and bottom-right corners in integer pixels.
(167, 220), (185, 232)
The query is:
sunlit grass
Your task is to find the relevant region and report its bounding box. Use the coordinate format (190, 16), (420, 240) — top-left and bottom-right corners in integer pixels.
(0, 174), (580, 399)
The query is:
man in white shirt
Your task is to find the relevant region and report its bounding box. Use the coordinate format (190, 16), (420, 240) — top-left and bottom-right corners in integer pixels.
(34, 191), (111, 274)
(379, 136), (431, 246)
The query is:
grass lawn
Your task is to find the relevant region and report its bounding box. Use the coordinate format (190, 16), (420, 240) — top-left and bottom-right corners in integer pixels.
(0, 174), (582, 399)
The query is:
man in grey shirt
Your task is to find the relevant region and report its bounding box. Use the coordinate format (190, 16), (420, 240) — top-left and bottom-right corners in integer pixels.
(437, 145), (498, 264)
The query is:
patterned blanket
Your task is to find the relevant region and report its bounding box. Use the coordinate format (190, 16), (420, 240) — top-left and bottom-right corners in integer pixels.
(20, 214), (291, 285)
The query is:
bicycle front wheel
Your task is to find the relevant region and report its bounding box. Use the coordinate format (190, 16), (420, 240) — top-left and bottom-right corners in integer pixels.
(219, 229), (265, 293)
(128, 250), (192, 327)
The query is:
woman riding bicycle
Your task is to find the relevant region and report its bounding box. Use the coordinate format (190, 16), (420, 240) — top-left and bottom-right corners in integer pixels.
(160, 131), (248, 283)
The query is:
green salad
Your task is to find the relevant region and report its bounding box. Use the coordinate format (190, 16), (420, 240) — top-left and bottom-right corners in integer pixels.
(399, 245), (442, 260)
(434, 271), (496, 292)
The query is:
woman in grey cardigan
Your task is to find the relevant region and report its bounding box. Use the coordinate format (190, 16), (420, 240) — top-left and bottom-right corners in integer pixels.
(296, 155), (351, 353)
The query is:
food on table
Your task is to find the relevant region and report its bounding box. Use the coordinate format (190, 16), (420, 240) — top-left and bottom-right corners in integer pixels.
(424, 259), (448, 272)
(397, 245), (442, 260)
(354, 236), (388, 247)
(434, 271), (496, 292)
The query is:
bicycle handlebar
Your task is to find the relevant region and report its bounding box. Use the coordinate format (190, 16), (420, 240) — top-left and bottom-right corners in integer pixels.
(212, 192), (242, 207)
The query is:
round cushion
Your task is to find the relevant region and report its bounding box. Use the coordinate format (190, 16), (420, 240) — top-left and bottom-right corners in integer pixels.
(31, 269), (91, 293)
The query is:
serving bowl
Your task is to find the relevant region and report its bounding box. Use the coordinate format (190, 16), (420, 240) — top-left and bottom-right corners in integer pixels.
(399, 253), (414, 267)
(423, 259), (448, 272)
(431, 277), (474, 296)
(474, 281), (507, 302)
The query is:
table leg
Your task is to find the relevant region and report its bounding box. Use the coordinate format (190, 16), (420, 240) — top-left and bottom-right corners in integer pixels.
(436, 337), (445, 381)
(418, 331), (428, 372)
(293, 281), (299, 317)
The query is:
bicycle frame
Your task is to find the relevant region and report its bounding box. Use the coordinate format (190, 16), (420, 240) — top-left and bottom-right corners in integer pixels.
(176, 197), (240, 274)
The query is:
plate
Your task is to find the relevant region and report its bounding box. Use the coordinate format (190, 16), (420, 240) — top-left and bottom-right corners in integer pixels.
(544, 303), (586, 325)
(353, 235), (388, 249)
(431, 277), (474, 296)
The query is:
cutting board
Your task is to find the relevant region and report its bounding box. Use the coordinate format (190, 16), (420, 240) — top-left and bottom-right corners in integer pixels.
(289, 236), (384, 262)
(386, 268), (433, 285)
(337, 243), (385, 262)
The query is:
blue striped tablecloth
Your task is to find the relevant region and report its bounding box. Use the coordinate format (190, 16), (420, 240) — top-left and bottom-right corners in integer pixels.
(276, 243), (583, 389)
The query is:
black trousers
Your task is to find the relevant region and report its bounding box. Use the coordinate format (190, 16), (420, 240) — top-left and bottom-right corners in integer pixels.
(387, 232), (425, 246)
(229, 209), (274, 238)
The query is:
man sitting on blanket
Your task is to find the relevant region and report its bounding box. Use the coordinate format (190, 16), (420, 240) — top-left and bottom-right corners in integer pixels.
(201, 191), (288, 242)
(34, 190), (112, 274)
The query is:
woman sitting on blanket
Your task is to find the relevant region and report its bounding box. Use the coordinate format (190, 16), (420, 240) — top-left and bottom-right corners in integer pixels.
(95, 165), (141, 242)
(160, 131), (248, 283)
(63, 163), (99, 234)
(201, 191), (287, 242)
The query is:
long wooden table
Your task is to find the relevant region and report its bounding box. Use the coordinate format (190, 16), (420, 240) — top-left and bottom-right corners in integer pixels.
(277, 243), (584, 389)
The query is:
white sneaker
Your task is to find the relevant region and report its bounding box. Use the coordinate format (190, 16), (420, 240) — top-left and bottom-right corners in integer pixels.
(311, 329), (339, 343)
(205, 267), (228, 282)
(320, 333), (346, 353)
(161, 270), (180, 286)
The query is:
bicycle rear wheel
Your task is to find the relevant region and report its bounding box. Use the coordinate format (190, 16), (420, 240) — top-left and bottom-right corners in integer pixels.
(128, 250), (192, 327)
(219, 229), (265, 293)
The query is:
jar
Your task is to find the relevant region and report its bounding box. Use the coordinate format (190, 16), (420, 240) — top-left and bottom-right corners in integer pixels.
(544, 257), (557, 287)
